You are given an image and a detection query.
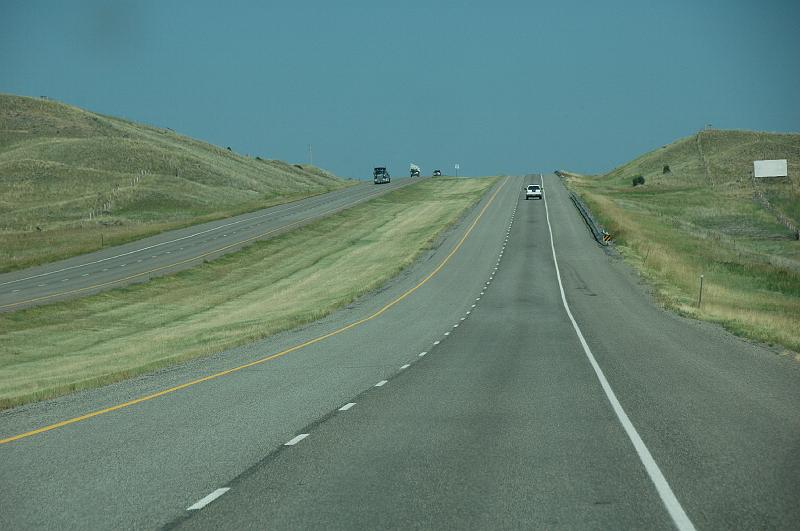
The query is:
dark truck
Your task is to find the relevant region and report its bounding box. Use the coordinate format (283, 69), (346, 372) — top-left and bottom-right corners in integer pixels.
(373, 167), (391, 184)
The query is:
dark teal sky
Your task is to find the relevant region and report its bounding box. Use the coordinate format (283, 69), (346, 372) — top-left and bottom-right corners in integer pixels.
(2, 0), (798, 178)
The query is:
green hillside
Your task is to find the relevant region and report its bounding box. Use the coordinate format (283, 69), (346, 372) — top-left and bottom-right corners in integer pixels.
(0, 94), (352, 272)
(565, 129), (800, 354)
(602, 130), (800, 229)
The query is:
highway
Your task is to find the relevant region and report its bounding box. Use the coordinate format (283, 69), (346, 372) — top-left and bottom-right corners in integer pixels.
(1, 175), (798, 529)
(0, 178), (415, 312)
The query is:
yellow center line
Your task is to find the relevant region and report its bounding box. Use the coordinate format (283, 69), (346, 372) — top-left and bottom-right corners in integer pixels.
(0, 184), (403, 311)
(0, 177), (508, 445)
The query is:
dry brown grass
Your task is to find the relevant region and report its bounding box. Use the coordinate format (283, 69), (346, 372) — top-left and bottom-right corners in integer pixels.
(566, 130), (800, 355)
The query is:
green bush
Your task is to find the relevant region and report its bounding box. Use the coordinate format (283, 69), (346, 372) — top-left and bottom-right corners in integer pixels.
(632, 175), (646, 186)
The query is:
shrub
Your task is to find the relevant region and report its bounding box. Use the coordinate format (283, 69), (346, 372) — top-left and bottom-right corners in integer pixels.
(663, 165), (671, 174)
(632, 175), (645, 186)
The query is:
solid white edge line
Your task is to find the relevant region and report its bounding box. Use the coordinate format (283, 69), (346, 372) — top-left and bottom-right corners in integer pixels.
(284, 433), (309, 446)
(187, 488), (230, 510)
(339, 402), (356, 411)
(542, 176), (696, 531)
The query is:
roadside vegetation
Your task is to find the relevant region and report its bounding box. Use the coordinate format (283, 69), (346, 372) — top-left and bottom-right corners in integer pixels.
(0, 177), (496, 409)
(0, 94), (352, 272)
(564, 130), (800, 356)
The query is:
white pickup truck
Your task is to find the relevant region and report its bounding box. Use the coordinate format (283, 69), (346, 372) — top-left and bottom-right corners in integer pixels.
(525, 184), (543, 200)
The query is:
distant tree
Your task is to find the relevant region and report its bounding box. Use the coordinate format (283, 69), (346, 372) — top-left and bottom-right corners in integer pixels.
(663, 165), (671, 174)
(632, 175), (645, 186)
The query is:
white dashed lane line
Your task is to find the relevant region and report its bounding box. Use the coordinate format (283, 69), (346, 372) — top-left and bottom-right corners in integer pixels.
(400, 364), (410, 370)
(284, 433), (309, 446)
(187, 488), (230, 511)
(433, 340), (440, 346)
(419, 351), (427, 357)
(81, 273), (89, 277)
(338, 403), (356, 411)
(375, 380), (388, 387)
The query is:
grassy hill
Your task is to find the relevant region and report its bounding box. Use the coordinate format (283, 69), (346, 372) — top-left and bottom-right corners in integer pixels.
(565, 129), (800, 354)
(0, 94), (352, 272)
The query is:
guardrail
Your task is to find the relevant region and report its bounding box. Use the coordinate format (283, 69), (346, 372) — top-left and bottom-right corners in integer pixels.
(568, 191), (611, 246)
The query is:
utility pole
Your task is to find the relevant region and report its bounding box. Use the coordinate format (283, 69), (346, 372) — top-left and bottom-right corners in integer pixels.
(308, 144), (313, 166)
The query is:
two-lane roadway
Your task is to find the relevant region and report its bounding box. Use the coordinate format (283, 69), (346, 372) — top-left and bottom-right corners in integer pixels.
(0, 178), (415, 311)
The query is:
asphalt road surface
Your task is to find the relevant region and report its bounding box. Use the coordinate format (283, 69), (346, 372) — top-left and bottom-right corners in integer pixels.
(1, 175), (797, 530)
(0, 178), (415, 312)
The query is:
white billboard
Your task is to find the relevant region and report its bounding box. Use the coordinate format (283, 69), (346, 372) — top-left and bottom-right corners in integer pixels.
(754, 159), (788, 178)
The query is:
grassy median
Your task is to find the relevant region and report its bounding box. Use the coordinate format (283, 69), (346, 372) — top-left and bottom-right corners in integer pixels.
(564, 130), (800, 356)
(0, 177), (497, 409)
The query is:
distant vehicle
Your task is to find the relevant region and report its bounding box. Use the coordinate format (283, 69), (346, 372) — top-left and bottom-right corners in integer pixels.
(525, 184), (542, 200)
(432, 169), (442, 177)
(410, 164), (420, 178)
(373, 167), (390, 184)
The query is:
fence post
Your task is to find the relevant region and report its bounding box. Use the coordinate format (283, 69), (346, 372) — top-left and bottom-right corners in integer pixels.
(698, 275), (704, 308)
